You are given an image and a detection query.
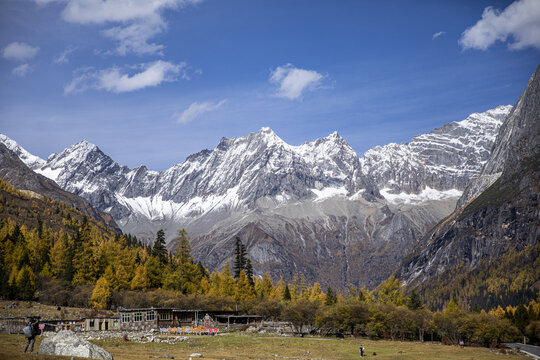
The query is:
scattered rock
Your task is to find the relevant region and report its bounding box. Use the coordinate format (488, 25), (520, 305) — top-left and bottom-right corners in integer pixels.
(189, 354), (203, 358)
(164, 354), (174, 359)
(39, 330), (113, 360)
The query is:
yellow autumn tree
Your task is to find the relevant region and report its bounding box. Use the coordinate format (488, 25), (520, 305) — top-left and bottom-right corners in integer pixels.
(235, 270), (255, 301)
(90, 276), (111, 310)
(358, 286), (375, 303)
(377, 275), (404, 305)
(258, 272), (274, 298)
(115, 264), (131, 290)
(130, 264), (150, 290)
(270, 277), (286, 300)
(49, 235), (71, 280)
(309, 282), (325, 302)
(219, 263), (236, 297)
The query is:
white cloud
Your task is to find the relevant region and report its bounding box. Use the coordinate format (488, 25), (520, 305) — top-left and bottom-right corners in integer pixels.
(459, 0), (540, 50)
(60, 0), (201, 24)
(12, 64), (32, 77)
(102, 15), (166, 55)
(432, 31), (446, 39)
(2, 42), (40, 61)
(269, 64), (324, 100)
(175, 100), (227, 124)
(64, 60), (185, 94)
(54, 45), (76, 64)
(38, 0), (202, 56)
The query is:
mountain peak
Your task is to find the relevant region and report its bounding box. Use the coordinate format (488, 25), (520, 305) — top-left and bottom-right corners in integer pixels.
(324, 130), (346, 143)
(0, 133), (46, 170)
(258, 126), (275, 134)
(71, 139), (99, 152)
(329, 130), (340, 137)
(253, 126), (286, 147)
(256, 126), (280, 139)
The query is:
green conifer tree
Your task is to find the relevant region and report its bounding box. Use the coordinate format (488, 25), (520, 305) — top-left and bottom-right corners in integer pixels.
(325, 286), (337, 305)
(284, 285), (292, 301)
(152, 229), (167, 263)
(245, 258), (254, 287)
(406, 290), (423, 310)
(233, 237), (247, 279)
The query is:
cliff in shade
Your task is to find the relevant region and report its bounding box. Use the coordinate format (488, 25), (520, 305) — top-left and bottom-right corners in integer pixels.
(397, 65), (540, 309)
(0, 105), (511, 289)
(0, 143), (120, 233)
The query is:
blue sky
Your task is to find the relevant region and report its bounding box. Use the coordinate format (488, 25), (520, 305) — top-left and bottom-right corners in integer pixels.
(1, 0), (539, 170)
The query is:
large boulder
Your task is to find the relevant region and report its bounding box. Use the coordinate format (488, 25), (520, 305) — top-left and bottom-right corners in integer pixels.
(39, 330), (113, 360)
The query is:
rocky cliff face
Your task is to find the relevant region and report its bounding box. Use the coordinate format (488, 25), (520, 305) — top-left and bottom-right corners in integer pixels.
(0, 104), (510, 288)
(397, 65), (540, 292)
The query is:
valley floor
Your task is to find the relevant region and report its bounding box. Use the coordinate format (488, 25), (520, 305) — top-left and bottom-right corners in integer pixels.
(0, 333), (528, 360)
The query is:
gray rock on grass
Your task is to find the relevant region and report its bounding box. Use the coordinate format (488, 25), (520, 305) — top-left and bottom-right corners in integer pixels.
(39, 330), (113, 360)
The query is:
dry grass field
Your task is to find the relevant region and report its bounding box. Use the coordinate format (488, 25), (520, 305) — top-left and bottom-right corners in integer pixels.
(0, 333), (528, 360)
(0, 300), (114, 320)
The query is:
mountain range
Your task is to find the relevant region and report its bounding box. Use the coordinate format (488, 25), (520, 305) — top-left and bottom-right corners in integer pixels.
(0, 102), (513, 289)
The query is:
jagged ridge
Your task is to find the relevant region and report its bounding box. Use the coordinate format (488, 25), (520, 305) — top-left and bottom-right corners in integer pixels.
(0, 105), (511, 288)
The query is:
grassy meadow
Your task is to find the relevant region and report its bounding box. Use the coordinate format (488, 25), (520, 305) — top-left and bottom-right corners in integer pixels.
(0, 333), (528, 360)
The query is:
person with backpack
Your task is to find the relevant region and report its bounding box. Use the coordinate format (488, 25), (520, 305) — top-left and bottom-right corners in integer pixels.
(23, 317), (40, 353)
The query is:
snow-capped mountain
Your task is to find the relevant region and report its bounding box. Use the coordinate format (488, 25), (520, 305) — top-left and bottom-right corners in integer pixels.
(0, 105), (510, 288)
(360, 105), (512, 197)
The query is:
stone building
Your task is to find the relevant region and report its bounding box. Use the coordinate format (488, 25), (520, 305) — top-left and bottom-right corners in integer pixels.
(84, 316), (120, 331)
(117, 308), (237, 331)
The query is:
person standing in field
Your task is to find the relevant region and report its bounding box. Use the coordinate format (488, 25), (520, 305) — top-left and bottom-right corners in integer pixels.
(23, 317), (40, 353)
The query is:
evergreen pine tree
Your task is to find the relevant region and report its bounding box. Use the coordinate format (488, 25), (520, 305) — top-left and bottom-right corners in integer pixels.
(245, 258), (254, 287)
(233, 237), (247, 279)
(325, 286), (337, 305)
(284, 284), (292, 301)
(406, 290), (423, 310)
(153, 229), (167, 263)
(197, 261), (209, 278)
